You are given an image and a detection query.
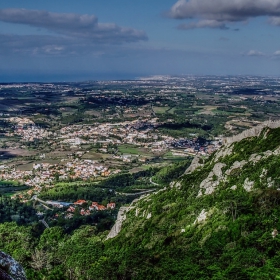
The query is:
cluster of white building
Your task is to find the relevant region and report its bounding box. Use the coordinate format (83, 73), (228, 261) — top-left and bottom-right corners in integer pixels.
(15, 126), (53, 142)
(0, 159), (113, 190)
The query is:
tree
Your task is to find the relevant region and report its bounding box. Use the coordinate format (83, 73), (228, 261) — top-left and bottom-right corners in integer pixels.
(30, 249), (48, 271)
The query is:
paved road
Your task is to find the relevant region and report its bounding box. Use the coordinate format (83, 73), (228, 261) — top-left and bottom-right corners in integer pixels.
(116, 189), (156, 196)
(149, 177), (159, 186)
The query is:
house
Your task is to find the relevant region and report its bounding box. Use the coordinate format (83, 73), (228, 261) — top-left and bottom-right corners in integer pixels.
(80, 209), (91, 216)
(27, 190), (33, 196)
(67, 206), (75, 213)
(89, 202), (107, 211)
(97, 205), (106, 211)
(89, 202), (99, 211)
(74, 199), (87, 205)
(107, 202), (116, 209)
(89, 205), (96, 211)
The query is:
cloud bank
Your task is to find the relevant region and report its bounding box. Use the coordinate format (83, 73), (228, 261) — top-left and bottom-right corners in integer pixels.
(169, 0), (280, 29)
(246, 50), (265, 56)
(178, 19), (228, 30)
(273, 50), (280, 56)
(0, 8), (148, 43)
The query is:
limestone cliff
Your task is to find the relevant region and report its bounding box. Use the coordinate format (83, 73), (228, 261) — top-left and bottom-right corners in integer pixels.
(223, 120), (280, 145)
(98, 123), (280, 278)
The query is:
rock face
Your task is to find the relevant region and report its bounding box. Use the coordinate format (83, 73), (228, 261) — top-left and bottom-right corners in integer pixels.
(225, 160), (247, 175)
(194, 209), (208, 224)
(0, 252), (26, 280)
(243, 178), (254, 192)
(184, 156), (202, 174)
(223, 120), (280, 145)
(198, 162), (226, 196)
(106, 207), (128, 239)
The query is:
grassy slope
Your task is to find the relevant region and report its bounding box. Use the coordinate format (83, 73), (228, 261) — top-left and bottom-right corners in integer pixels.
(99, 127), (280, 279)
(3, 127), (280, 279)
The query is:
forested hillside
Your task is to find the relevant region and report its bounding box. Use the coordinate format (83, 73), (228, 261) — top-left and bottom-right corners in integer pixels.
(2, 126), (280, 279)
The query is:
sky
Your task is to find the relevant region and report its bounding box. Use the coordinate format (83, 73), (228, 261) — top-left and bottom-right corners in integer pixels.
(0, 0), (280, 82)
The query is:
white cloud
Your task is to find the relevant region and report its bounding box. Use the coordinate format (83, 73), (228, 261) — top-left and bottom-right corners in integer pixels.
(0, 33), (117, 56)
(169, 0), (280, 29)
(273, 50), (280, 55)
(246, 50), (265, 56)
(0, 8), (148, 43)
(269, 16), (280, 25)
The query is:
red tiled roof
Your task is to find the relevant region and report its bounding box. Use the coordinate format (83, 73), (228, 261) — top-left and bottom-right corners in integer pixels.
(107, 202), (116, 209)
(74, 199), (87, 205)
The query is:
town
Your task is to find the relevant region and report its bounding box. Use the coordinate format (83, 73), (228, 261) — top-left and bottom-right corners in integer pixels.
(0, 75), (280, 225)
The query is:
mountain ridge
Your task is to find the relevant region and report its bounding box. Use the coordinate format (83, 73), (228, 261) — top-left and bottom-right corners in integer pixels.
(3, 121), (280, 279)
(102, 123), (280, 279)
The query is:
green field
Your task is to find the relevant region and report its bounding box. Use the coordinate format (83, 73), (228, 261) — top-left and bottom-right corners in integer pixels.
(153, 106), (170, 114)
(212, 109), (233, 116)
(163, 151), (191, 161)
(167, 107), (176, 114)
(118, 144), (151, 156)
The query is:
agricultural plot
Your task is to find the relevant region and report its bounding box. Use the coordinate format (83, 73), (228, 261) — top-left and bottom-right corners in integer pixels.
(118, 144), (153, 157)
(153, 106), (170, 114)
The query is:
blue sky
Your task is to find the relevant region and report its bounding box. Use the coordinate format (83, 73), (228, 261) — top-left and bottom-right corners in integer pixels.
(0, 0), (280, 81)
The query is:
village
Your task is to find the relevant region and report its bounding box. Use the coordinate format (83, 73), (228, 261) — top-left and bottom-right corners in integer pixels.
(37, 199), (116, 220)
(8, 116), (222, 156)
(64, 200), (116, 219)
(0, 76), (279, 235)
(0, 116), (222, 206)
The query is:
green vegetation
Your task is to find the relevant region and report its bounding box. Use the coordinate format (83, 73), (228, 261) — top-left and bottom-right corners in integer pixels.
(0, 180), (30, 196)
(152, 159), (192, 185)
(221, 127), (280, 167)
(217, 106), (247, 114)
(39, 183), (115, 202)
(37, 167), (160, 200)
(1, 79), (280, 279)
(1, 126), (280, 279)
(0, 196), (37, 224)
(153, 106), (170, 114)
(118, 144), (148, 155)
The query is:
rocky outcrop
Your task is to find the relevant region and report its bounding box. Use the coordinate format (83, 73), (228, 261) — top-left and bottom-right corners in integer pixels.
(225, 160), (247, 175)
(107, 191), (161, 239)
(106, 206), (128, 239)
(194, 209), (208, 224)
(184, 156), (202, 174)
(0, 252), (26, 280)
(198, 162), (226, 196)
(214, 145), (234, 162)
(223, 120), (280, 145)
(243, 178), (254, 192)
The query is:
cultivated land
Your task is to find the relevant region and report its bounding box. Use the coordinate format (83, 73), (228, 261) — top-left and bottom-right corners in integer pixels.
(1, 76), (280, 278)
(0, 75), (280, 229)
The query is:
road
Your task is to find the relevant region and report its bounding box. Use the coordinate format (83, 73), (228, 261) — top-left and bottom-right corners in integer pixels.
(116, 189), (156, 196)
(149, 177), (159, 186)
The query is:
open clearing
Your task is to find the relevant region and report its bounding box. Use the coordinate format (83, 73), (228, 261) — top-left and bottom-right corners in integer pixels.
(118, 144), (153, 157)
(196, 106), (217, 115)
(153, 106), (170, 114)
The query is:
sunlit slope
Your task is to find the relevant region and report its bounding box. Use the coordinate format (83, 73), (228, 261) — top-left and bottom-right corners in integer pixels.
(103, 126), (280, 279)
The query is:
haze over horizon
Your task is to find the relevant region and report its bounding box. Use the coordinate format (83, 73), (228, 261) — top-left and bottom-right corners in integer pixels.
(1, 0), (280, 82)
